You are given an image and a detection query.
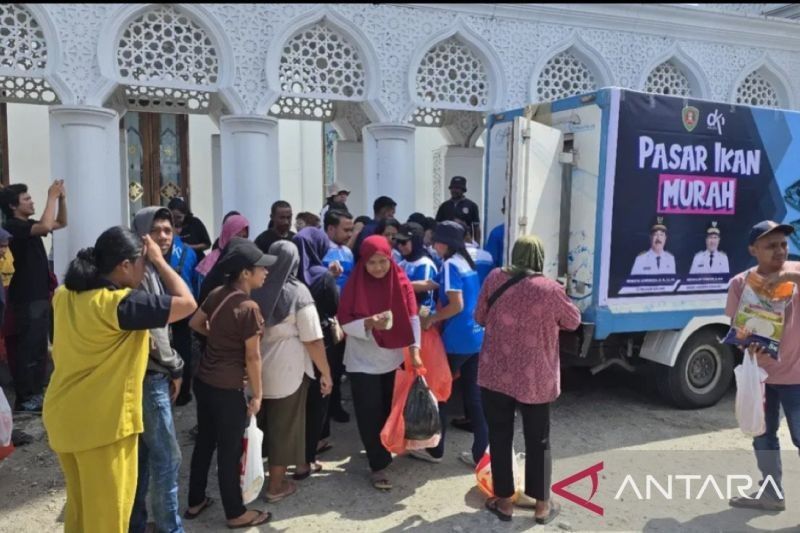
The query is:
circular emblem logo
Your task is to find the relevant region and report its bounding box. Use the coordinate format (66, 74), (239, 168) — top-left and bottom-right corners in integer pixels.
(462, 207), (469, 214)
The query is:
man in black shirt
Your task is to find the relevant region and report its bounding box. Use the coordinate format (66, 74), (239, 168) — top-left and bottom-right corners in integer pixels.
(0, 180), (67, 412)
(255, 200), (295, 254)
(435, 176), (481, 244)
(168, 197), (211, 261)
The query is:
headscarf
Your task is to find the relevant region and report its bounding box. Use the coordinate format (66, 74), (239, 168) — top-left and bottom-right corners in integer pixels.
(503, 234), (545, 276)
(293, 227), (330, 289)
(338, 235), (417, 349)
(251, 240), (314, 327)
(196, 214), (249, 276)
(399, 222), (428, 262)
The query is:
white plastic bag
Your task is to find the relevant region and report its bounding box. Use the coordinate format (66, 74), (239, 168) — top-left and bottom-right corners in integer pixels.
(476, 445), (523, 501)
(0, 388), (12, 447)
(240, 415), (264, 505)
(734, 350), (768, 437)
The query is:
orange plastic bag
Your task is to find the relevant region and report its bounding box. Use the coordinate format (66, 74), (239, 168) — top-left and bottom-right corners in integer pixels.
(406, 328), (451, 403)
(380, 364), (418, 455)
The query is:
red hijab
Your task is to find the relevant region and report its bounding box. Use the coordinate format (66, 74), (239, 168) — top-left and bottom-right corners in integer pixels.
(338, 235), (417, 349)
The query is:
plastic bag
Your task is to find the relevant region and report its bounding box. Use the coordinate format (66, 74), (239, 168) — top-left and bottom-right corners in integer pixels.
(0, 388), (14, 461)
(723, 271), (794, 359)
(405, 328), (452, 402)
(403, 375), (441, 441)
(476, 445), (522, 501)
(240, 415), (264, 504)
(734, 350), (768, 437)
(381, 366), (441, 454)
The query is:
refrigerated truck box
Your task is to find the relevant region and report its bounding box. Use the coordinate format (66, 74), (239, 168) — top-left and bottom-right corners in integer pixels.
(483, 87), (800, 407)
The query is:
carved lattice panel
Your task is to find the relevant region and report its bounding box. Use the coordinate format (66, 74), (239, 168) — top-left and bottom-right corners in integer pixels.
(645, 61), (692, 97)
(735, 70), (780, 107)
(415, 37), (489, 109)
(536, 51), (597, 102)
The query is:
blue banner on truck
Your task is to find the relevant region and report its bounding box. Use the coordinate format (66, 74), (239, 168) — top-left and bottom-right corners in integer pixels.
(606, 92), (790, 299)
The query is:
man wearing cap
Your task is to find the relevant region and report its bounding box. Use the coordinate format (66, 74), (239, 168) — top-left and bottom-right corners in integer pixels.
(690, 221), (730, 275)
(727, 220), (800, 513)
(436, 176), (482, 244)
(320, 182), (351, 221)
(630, 217), (676, 276)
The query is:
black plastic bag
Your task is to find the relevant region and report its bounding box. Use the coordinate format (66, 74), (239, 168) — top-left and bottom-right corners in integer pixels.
(403, 376), (441, 440)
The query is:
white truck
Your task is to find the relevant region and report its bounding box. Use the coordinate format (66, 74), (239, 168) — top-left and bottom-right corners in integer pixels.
(483, 88), (799, 408)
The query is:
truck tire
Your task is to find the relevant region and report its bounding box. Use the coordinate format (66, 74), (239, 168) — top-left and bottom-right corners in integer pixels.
(657, 330), (734, 409)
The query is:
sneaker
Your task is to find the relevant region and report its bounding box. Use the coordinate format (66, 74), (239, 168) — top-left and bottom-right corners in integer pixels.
(407, 449), (443, 464)
(458, 451), (477, 468)
(15, 394), (43, 413)
(729, 491), (785, 512)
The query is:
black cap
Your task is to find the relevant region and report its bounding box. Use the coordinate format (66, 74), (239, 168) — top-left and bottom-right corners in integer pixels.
(373, 196), (397, 213)
(395, 222), (423, 243)
(748, 220), (794, 245)
(449, 176), (468, 192)
(433, 220), (465, 249)
(217, 239), (277, 273)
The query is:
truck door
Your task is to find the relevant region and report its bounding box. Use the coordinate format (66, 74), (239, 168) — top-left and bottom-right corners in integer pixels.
(505, 116), (565, 278)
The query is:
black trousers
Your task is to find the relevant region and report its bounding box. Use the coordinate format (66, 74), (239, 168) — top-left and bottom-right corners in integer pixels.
(349, 371), (395, 472)
(321, 340), (345, 439)
(171, 318), (194, 398)
(481, 387), (552, 500)
(305, 373), (330, 464)
(9, 299), (50, 402)
(188, 379), (248, 519)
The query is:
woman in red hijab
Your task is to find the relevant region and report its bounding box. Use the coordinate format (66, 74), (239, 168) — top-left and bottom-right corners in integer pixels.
(338, 235), (422, 490)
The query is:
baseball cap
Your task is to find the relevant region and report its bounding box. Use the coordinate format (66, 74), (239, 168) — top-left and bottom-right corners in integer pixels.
(327, 182), (350, 197)
(395, 222), (423, 243)
(449, 176), (468, 191)
(217, 239), (277, 273)
(748, 220), (795, 245)
(373, 196), (397, 212)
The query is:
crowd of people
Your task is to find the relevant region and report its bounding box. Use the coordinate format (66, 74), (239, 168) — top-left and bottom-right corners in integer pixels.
(0, 174), (580, 530)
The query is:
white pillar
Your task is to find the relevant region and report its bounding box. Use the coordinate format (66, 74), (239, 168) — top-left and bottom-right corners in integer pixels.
(435, 145), (485, 214)
(334, 140), (365, 216)
(219, 115), (279, 236)
(363, 123), (415, 221)
(210, 134), (222, 236)
(49, 105), (122, 281)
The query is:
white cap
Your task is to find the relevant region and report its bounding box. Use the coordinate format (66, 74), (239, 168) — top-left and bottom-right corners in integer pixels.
(327, 182), (350, 197)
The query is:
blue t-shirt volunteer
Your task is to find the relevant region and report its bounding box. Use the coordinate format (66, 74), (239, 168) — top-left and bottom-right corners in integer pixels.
(322, 242), (354, 292)
(399, 256), (438, 309)
(435, 254), (484, 355)
(467, 244), (495, 287)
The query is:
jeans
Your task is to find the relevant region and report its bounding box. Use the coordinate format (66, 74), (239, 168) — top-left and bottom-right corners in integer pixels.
(481, 387), (552, 500)
(188, 378), (248, 520)
(9, 299), (50, 402)
(349, 371), (395, 472)
(753, 383), (800, 500)
(130, 373), (183, 533)
(428, 354), (488, 463)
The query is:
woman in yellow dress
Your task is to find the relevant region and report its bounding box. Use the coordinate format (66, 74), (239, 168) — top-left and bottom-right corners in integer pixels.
(42, 226), (196, 533)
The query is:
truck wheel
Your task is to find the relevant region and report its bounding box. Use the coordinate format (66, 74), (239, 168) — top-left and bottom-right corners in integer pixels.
(657, 330), (734, 409)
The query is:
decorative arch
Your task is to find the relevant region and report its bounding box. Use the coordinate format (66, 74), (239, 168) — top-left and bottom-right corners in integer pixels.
(637, 44), (710, 99)
(95, 3), (241, 112)
(263, 6), (385, 122)
(0, 4), (69, 103)
(730, 55), (793, 109)
(405, 19), (506, 116)
(529, 33), (613, 103)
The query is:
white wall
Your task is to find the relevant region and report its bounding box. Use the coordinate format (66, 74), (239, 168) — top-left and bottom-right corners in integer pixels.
(414, 127), (449, 217)
(188, 114), (218, 233)
(278, 119), (324, 221)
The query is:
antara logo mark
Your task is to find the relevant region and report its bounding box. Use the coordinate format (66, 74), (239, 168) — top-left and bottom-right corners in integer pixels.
(552, 461), (605, 516)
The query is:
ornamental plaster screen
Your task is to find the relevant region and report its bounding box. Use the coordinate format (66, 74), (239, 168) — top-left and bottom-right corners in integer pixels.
(116, 5), (219, 87)
(123, 85), (211, 113)
(734, 69), (780, 107)
(415, 36), (490, 110)
(0, 75), (57, 104)
(536, 50), (597, 102)
(278, 22), (366, 99)
(644, 61), (692, 96)
(410, 107), (444, 127)
(269, 95), (334, 121)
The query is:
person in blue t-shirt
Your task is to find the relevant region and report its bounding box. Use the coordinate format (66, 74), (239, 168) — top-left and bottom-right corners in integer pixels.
(396, 222), (438, 310)
(458, 219), (494, 287)
(411, 221), (488, 467)
(322, 209), (355, 292)
(485, 198), (506, 269)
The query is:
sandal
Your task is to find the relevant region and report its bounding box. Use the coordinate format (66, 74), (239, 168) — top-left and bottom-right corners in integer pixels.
(183, 497), (214, 520)
(485, 497), (513, 522)
(227, 509), (272, 529)
(371, 471), (392, 491)
(535, 501), (561, 525)
(265, 480), (297, 503)
(293, 462), (323, 481)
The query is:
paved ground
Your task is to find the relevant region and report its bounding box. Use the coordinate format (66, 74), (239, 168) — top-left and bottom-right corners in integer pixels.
(1, 368), (798, 532)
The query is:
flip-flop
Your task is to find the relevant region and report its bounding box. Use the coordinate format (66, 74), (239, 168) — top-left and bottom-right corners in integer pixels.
(371, 472), (393, 491)
(485, 497), (513, 522)
(535, 501), (561, 525)
(292, 462), (323, 481)
(183, 497), (214, 520)
(226, 510), (272, 529)
(265, 481), (297, 503)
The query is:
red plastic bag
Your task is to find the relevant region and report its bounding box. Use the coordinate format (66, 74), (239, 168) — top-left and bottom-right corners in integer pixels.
(405, 328), (451, 402)
(380, 363), (416, 455)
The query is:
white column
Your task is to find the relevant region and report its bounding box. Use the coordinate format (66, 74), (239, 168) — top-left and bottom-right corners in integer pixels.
(363, 123), (415, 220)
(219, 115), (279, 236)
(334, 140), (365, 216)
(49, 105), (122, 281)
(210, 134), (222, 236)
(437, 145), (485, 214)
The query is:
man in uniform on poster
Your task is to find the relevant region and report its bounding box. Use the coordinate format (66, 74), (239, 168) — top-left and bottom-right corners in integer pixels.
(630, 216), (676, 276)
(689, 221), (730, 275)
